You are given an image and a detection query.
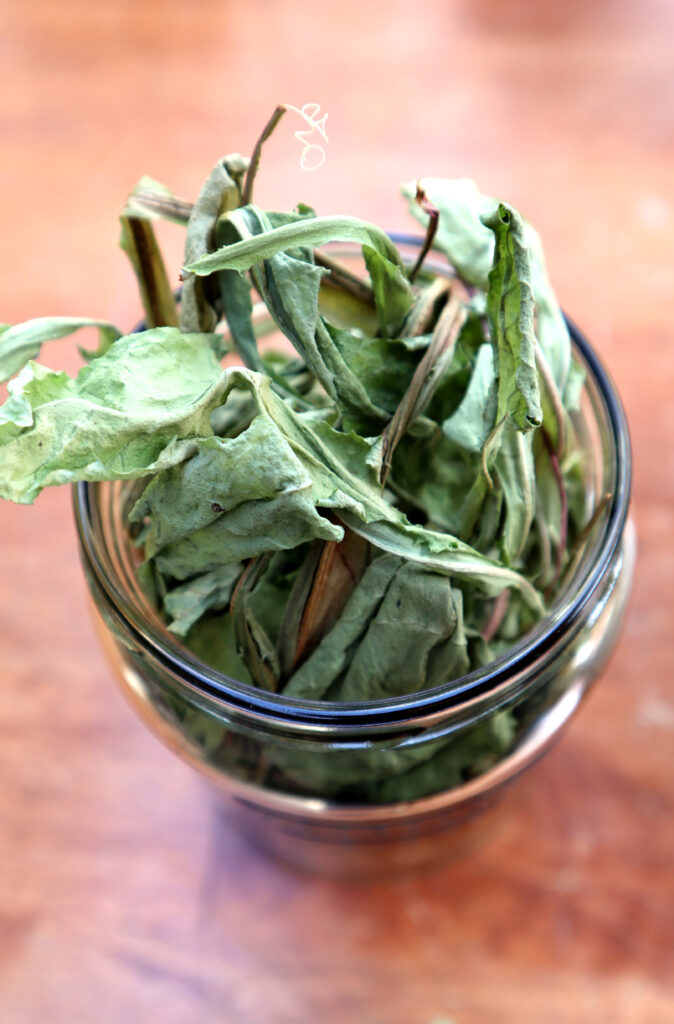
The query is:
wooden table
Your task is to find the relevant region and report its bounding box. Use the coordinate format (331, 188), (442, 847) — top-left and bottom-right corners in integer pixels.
(1, 2), (672, 1021)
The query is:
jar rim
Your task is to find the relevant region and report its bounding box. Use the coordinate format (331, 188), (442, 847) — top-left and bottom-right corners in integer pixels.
(74, 318), (631, 731)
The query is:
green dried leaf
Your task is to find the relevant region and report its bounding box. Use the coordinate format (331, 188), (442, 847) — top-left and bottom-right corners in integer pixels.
(164, 563), (243, 636)
(340, 516), (544, 613)
(402, 178), (495, 286)
(264, 707), (516, 801)
(563, 358), (586, 413)
(213, 214), (263, 371)
(389, 430), (480, 534)
(442, 343), (497, 453)
(0, 328), (227, 503)
(365, 710), (516, 802)
(481, 203), (542, 433)
(185, 213), (405, 277)
(184, 613), (252, 684)
(0, 317), (122, 384)
(495, 422), (536, 562)
(180, 153), (249, 333)
(231, 554), (281, 692)
(326, 325), (422, 414)
(277, 542), (324, 677)
(265, 730), (446, 797)
(284, 555), (402, 699)
(213, 205), (389, 430)
(404, 178), (572, 390)
(0, 145), (590, 763)
(137, 463), (342, 581)
(362, 243), (413, 335)
(331, 563), (469, 701)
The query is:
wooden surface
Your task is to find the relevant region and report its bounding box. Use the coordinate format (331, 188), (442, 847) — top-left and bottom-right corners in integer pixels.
(1, 2), (673, 1021)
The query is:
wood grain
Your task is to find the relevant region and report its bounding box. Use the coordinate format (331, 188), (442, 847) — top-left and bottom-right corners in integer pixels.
(0, 2), (673, 1021)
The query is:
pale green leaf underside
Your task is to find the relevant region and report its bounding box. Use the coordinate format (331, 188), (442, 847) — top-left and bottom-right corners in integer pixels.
(185, 214), (405, 276)
(0, 317), (122, 384)
(180, 154), (249, 333)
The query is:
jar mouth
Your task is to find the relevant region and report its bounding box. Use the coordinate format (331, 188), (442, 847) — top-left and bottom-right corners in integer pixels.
(74, 317), (631, 730)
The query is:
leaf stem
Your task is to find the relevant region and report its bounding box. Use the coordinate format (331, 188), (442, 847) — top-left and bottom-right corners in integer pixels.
(403, 276), (451, 337)
(558, 492), (612, 592)
(408, 184), (439, 283)
(536, 343), (566, 456)
(230, 554), (280, 691)
(119, 215), (179, 328)
(534, 501), (553, 586)
(293, 529), (368, 671)
(314, 251), (375, 305)
(542, 426), (569, 597)
(129, 191), (193, 225)
(482, 589), (509, 643)
(242, 105), (287, 207)
(381, 293), (466, 484)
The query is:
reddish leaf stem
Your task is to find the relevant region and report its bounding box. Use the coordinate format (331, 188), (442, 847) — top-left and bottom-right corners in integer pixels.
(542, 426), (568, 596)
(408, 184), (439, 283)
(242, 105), (287, 206)
(482, 589), (510, 643)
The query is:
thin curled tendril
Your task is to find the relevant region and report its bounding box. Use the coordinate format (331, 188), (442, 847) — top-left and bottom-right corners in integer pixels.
(285, 103), (329, 171)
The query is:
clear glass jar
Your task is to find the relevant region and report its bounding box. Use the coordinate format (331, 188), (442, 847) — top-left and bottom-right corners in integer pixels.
(73, 319), (633, 875)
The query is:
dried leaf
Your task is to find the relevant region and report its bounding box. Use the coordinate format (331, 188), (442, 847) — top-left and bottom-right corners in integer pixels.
(230, 555), (280, 691)
(0, 317), (121, 384)
(180, 154), (248, 333)
(0, 328), (226, 503)
(481, 203), (542, 433)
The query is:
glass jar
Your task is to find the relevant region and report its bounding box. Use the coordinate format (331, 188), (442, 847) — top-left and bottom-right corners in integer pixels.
(73, 319), (633, 875)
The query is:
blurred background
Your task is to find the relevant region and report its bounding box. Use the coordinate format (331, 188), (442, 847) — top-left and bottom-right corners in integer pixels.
(0, 1), (672, 1022)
